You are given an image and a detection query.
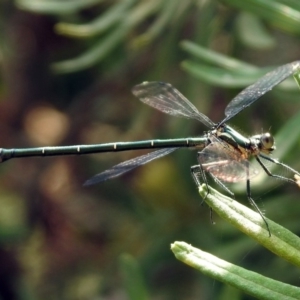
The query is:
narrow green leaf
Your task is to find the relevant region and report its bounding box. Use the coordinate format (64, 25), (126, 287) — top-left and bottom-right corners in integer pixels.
(171, 241), (300, 300)
(220, 0), (300, 34)
(180, 41), (259, 72)
(198, 184), (300, 268)
(235, 12), (276, 49)
(181, 61), (264, 88)
(52, 0), (160, 73)
(55, 0), (137, 38)
(181, 49), (300, 90)
(131, 0), (181, 47)
(16, 0), (103, 15)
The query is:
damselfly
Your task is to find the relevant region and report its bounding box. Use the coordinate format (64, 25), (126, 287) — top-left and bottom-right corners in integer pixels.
(1, 61), (300, 235)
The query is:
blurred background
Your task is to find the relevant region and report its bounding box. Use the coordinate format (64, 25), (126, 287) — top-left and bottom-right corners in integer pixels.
(1, 0), (300, 299)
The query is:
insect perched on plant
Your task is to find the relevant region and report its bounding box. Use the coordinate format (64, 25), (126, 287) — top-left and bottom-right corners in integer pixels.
(1, 61), (300, 235)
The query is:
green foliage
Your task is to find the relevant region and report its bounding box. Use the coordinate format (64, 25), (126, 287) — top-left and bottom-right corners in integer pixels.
(172, 183), (300, 299)
(0, 0), (300, 299)
(172, 240), (300, 300)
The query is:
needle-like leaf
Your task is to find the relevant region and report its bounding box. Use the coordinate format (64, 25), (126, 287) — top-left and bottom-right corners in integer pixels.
(171, 242), (300, 300)
(198, 184), (300, 268)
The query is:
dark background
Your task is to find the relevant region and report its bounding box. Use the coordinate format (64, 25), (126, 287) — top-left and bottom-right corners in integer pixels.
(0, 0), (300, 299)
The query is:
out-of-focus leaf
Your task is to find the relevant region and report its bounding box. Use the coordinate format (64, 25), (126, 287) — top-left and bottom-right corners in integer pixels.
(181, 60), (265, 88)
(52, 1), (161, 73)
(180, 40), (259, 72)
(131, 0), (181, 46)
(235, 12), (276, 49)
(16, 0), (103, 15)
(181, 42), (300, 89)
(52, 26), (129, 73)
(55, 0), (137, 38)
(219, 0), (300, 34)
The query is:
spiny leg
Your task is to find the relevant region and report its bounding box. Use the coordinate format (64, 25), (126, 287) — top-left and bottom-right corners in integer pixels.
(191, 163), (235, 197)
(191, 164), (214, 223)
(257, 154), (300, 185)
(209, 173), (235, 197)
(191, 164), (235, 225)
(246, 162), (271, 237)
(191, 164), (209, 202)
(191, 164), (235, 197)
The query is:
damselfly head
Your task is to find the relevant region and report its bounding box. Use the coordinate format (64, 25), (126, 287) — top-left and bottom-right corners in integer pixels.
(252, 132), (275, 154)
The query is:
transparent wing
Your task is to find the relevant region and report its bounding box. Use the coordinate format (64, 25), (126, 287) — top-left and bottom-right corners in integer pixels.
(132, 81), (214, 128)
(198, 142), (259, 183)
(220, 61), (300, 125)
(84, 147), (177, 186)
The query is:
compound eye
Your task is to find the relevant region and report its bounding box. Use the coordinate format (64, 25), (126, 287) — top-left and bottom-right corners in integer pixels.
(261, 133), (274, 149)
